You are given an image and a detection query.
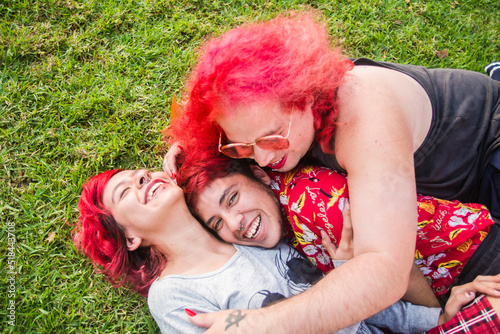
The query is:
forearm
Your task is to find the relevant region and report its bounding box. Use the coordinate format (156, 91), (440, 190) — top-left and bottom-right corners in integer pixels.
(246, 252), (412, 334)
(402, 263), (440, 307)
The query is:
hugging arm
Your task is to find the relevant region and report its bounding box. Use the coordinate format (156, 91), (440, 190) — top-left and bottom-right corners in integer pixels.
(322, 208), (440, 308)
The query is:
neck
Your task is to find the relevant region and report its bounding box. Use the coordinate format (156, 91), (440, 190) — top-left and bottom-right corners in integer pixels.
(151, 210), (236, 276)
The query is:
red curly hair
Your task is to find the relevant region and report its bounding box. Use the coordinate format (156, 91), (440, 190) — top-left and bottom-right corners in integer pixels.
(73, 170), (166, 297)
(169, 11), (353, 155)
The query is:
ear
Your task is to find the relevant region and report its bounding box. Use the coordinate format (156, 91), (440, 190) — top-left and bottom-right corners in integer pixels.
(249, 165), (272, 185)
(125, 235), (142, 251)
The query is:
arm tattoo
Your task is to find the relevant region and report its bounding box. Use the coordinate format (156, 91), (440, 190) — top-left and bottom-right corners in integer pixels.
(225, 310), (246, 331)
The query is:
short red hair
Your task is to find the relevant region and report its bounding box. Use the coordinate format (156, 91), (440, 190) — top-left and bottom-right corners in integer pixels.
(176, 149), (255, 210)
(169, 11), (353, 155)
(73, 170), (165, 297)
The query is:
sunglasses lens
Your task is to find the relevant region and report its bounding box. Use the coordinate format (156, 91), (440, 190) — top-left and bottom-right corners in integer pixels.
(220, 145), (253, 158)
(256, 136), (290, 150)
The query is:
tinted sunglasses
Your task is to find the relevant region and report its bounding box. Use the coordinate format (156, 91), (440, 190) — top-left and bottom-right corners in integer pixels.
(218, 112), (293, 159)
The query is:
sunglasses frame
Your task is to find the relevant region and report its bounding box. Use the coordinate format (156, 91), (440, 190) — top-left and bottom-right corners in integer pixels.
(218, 111), (293, 159)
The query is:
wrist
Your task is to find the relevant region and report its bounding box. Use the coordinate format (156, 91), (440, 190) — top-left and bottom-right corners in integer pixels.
(438, 311), (446, 326)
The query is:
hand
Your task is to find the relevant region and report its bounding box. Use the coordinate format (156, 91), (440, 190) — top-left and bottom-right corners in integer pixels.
(188, 308), (268, 333)
(440, 274), (500, 325)
(162, 142), (182, 179)
(320, 204), (354, 261)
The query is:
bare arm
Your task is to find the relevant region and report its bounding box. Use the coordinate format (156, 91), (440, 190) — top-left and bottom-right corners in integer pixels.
(404, 263), (440, 307)
(323, 208), (439, 308)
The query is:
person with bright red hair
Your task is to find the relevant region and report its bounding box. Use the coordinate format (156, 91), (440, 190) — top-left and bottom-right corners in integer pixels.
(164, 10), (500, 334)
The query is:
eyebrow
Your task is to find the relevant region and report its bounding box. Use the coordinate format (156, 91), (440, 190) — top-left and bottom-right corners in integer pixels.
(219, 184), (236, 206)
(205, 184), (237, 228)
(111, 170), (139, 205)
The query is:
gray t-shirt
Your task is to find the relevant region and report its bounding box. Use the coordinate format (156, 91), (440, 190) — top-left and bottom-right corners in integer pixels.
(147, 243), (440, 334)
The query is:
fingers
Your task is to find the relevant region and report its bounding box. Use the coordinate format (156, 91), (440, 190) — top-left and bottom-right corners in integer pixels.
(320, 229), (338, 256)
(441, 291), (476, 324)
(186, 310), (215, 328)
(453, 274), (500, 298)
(162, 142), (182, 177)
(334, 203), (354, 260)
(187, 309), (249, 333)
(341, 202), (353, 243)
(443, 274), (500, 323)
(319, 202), (354, 262)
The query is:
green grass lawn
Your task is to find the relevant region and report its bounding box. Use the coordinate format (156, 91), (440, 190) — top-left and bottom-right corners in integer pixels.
(1, 0), (499, 332)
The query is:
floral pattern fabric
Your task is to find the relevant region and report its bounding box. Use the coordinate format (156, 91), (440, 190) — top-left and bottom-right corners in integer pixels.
(268, 165), (494, 297)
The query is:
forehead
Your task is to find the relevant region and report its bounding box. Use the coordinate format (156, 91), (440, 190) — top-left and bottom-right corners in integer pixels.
(217, 101), (288, 139)
(197, 173), (266, 204)
(210, 173), (257, 193)
(102, 170), (134, 207)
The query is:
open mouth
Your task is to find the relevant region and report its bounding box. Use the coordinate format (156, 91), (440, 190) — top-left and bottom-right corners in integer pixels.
(268, 155), (287, 170)
(244, 215), (262, 239)
(145, 180), (167, 203)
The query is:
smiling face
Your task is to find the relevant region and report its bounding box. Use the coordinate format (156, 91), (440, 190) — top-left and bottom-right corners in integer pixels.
(216, 100), (316, 172)
(194, 173), (285, 248)
(102, 169), (184, 241)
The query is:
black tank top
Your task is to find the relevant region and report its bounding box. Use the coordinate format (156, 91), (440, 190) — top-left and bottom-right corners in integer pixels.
(306, 58), (500, 203)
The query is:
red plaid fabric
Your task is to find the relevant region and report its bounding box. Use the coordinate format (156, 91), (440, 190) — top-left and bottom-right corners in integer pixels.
(425, 294), (500, 334)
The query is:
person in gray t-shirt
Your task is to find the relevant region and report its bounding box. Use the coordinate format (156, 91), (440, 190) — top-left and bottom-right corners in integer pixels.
(74, 168), (494, 334)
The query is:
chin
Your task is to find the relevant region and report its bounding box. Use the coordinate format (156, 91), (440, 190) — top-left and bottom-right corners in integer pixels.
(277, 164), (295, 173)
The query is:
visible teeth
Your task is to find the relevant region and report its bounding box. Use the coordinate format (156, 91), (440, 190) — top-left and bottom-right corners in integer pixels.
(147, 183), (163, 202)
(270, 158), (281, 167)
(244, 215), (262, 239)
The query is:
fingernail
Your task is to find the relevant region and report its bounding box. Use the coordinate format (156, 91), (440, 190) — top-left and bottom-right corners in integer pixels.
(345, 201), (350, 210)
(185, 308), (197, 316)
(320, 230), (327, 238)
(466, 292), (474, 298)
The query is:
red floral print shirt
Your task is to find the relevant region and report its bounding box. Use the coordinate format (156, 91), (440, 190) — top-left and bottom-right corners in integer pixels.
(269, 165), (493, 297)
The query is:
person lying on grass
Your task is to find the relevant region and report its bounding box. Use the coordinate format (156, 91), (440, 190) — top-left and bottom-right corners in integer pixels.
(73, 168), (494, 334)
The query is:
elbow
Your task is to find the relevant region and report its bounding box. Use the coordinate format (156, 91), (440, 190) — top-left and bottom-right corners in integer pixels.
(395, 262), (413, 300)
(381, 253), (413, 300)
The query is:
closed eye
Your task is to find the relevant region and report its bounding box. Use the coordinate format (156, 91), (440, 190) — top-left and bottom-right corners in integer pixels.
(211, 218), (223, 232)
(120, 187), (130, 200)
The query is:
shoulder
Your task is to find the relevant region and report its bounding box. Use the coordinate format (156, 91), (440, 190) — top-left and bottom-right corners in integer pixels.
(334, 65), (432, 168)
(338, 65), (428, 116)
(147, 276), (192, 308)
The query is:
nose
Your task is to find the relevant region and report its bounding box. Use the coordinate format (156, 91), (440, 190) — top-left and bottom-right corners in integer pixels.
(135, 170), (151, 188)
(252, 146), (275, 167)
(222, 211), (245, 233)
